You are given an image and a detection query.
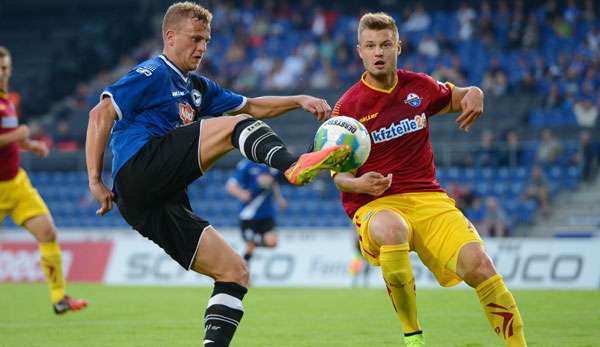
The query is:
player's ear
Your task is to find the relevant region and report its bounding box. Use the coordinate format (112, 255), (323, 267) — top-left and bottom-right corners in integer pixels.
(397, 40), (402, 56)
(164, 29), (176, 47)
(356, 44), (363, 60)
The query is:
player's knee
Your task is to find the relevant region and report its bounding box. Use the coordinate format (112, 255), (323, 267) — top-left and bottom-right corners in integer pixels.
(33, 224), (57, 243)
(264, 233), (278, 248)
(461, 253), (497, 288)
(369, 210), (409, 246)
(220, 255), (250, 287)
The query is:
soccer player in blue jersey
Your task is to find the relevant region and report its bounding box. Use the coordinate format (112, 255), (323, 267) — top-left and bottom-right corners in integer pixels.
(226, 159), (286, 267)
(85, 2), (349, 346)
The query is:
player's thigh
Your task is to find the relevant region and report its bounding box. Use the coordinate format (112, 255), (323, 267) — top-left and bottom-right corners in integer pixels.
(368, 209), (410, 245)
(454, 242), (497, 287)
(191, 226), (249, 286)
(352, 202), (412, 266)
(9, 170), (51, 229)
(199, 114), (251, 171)
(411, 195), (482, 287)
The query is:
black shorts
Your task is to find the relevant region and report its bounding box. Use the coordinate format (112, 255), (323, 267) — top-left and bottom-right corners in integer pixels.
(240, 218), (276, 245)
(114, 121), (209, 269)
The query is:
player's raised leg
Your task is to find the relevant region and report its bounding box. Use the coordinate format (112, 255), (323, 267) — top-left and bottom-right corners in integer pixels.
(368, 210), (423, 346)
(23, 214), (88, 314)
(453, 243), (526, 346)
(198, 115), (350, 185)
(190, 227), (249, 347)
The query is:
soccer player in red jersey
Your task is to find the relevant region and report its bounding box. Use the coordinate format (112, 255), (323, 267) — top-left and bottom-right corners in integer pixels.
(0, 46), (88, 314)
(331, 13), (526, 346)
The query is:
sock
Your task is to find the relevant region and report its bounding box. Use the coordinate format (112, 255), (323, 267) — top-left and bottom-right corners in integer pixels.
(380, 243), (422, 335)
(243, 253), (252, 262)
(476, 274), (526, 346)
(38, 241), (66, 304)
(231, 118), (297, 171)
(204, 282), (248, 347)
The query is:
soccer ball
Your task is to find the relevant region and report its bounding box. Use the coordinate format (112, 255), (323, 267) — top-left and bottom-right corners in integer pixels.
(313, 116), (371, 172)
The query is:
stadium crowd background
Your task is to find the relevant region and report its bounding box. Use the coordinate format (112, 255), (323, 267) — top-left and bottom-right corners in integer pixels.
(1, 0), (599, 236)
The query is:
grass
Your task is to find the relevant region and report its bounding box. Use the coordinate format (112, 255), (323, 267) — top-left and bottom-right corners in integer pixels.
(0, 284), (599, 346)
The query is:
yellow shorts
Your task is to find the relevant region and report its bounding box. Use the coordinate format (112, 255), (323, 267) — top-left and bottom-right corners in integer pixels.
(0, 168), (49, 225)
(352, 192), (482, 287)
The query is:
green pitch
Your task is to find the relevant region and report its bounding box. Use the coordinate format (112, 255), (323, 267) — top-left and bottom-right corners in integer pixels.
(0, 284), (598, 347)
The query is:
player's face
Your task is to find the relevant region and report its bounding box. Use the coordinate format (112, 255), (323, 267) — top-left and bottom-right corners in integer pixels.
(357, 29), (400, 78)
(0, 56), (11, 90)
(169, 18), (211, 73)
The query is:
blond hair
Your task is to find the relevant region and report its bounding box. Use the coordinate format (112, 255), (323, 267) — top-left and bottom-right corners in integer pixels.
(162, 2), (213, 35)
(0, 46), (10, 59)
(357, 12), (399, 42)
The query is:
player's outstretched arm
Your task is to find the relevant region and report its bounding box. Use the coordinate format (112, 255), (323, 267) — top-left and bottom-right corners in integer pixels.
(86, 97), (116, 216)
(333, 171), (392, 196)
(225, 178), (251, 203)
(450, 86), (484, 132)
(234, 95), (331, 121)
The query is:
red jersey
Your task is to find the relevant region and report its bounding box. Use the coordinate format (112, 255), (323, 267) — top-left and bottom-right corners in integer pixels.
(0, 92), (20, 181)
(333, 69), (453, 218)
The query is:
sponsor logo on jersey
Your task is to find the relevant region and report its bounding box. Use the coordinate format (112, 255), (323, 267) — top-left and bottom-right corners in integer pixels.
(371, 113), (427, 144)
(171, 90), (185, 97)
(404, 93), (422, 107)
(191, 89), (202, 107)
(178, 103), (195, 124)
(359, 112), (379, 123)
(135, 67), (153, 77)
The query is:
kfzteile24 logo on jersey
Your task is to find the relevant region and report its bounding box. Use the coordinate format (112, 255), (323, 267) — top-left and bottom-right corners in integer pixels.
(371, 113), (427, 144)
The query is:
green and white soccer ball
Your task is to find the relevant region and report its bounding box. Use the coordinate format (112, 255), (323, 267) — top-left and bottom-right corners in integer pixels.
(313, 116), (372, 172)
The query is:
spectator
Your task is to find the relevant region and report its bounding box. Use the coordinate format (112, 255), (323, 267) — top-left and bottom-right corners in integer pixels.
(403, 4), (431, 32)
(53, 120), (80, 152)
(575, 130), (597, 182)
(536, 128), (563, 165)
(543, 82), (563, 110)
(479, 197), (508, 237)
(418, 34), (439, 58)
(499, 130), (524, 167)
(475, 129), (500, 167)
(457, 2), (476, 41)
(482, 58), (508, 96)
(523, 165), (551, 216)
(573, 98), (598, 129)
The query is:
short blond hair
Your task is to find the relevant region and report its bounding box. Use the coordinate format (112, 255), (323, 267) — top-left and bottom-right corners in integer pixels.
(0, 46), (10, 59)
(162, 2), (213, 35)
(357, 12), (399, 42)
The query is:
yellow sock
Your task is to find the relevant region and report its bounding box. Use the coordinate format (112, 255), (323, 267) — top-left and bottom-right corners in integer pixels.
(476, 274), (527, 347)
(380, 243), (421, 335)
(39, 241), (66, 304)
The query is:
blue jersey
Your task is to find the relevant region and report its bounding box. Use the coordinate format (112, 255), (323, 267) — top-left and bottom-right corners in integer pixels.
(229, 160), (280, 221)
(102, 54), (246, 178)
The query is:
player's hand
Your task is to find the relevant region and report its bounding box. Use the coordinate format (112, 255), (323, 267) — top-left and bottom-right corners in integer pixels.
(455, 87), (484, 132)
(27, 140), (49, 158)
(15, 125), (30, 141)
(297, 95), (331, 121)
(277, 197), (287, 210)
(356, 172), (393, 196)
(89, 181), (115, 216)
(239, 190), (251, 203)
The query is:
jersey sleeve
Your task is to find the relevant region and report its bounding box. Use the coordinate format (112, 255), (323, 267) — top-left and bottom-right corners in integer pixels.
(101, 67), (163, 120)
(231, 160), (250, 186)
(420, 73), (454, 116)
(195, 75), (247, 117)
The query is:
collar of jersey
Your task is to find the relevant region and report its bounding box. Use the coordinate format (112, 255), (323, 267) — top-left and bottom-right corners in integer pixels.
(360, 72), (398, 94)
(159, 54), (188, 82)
